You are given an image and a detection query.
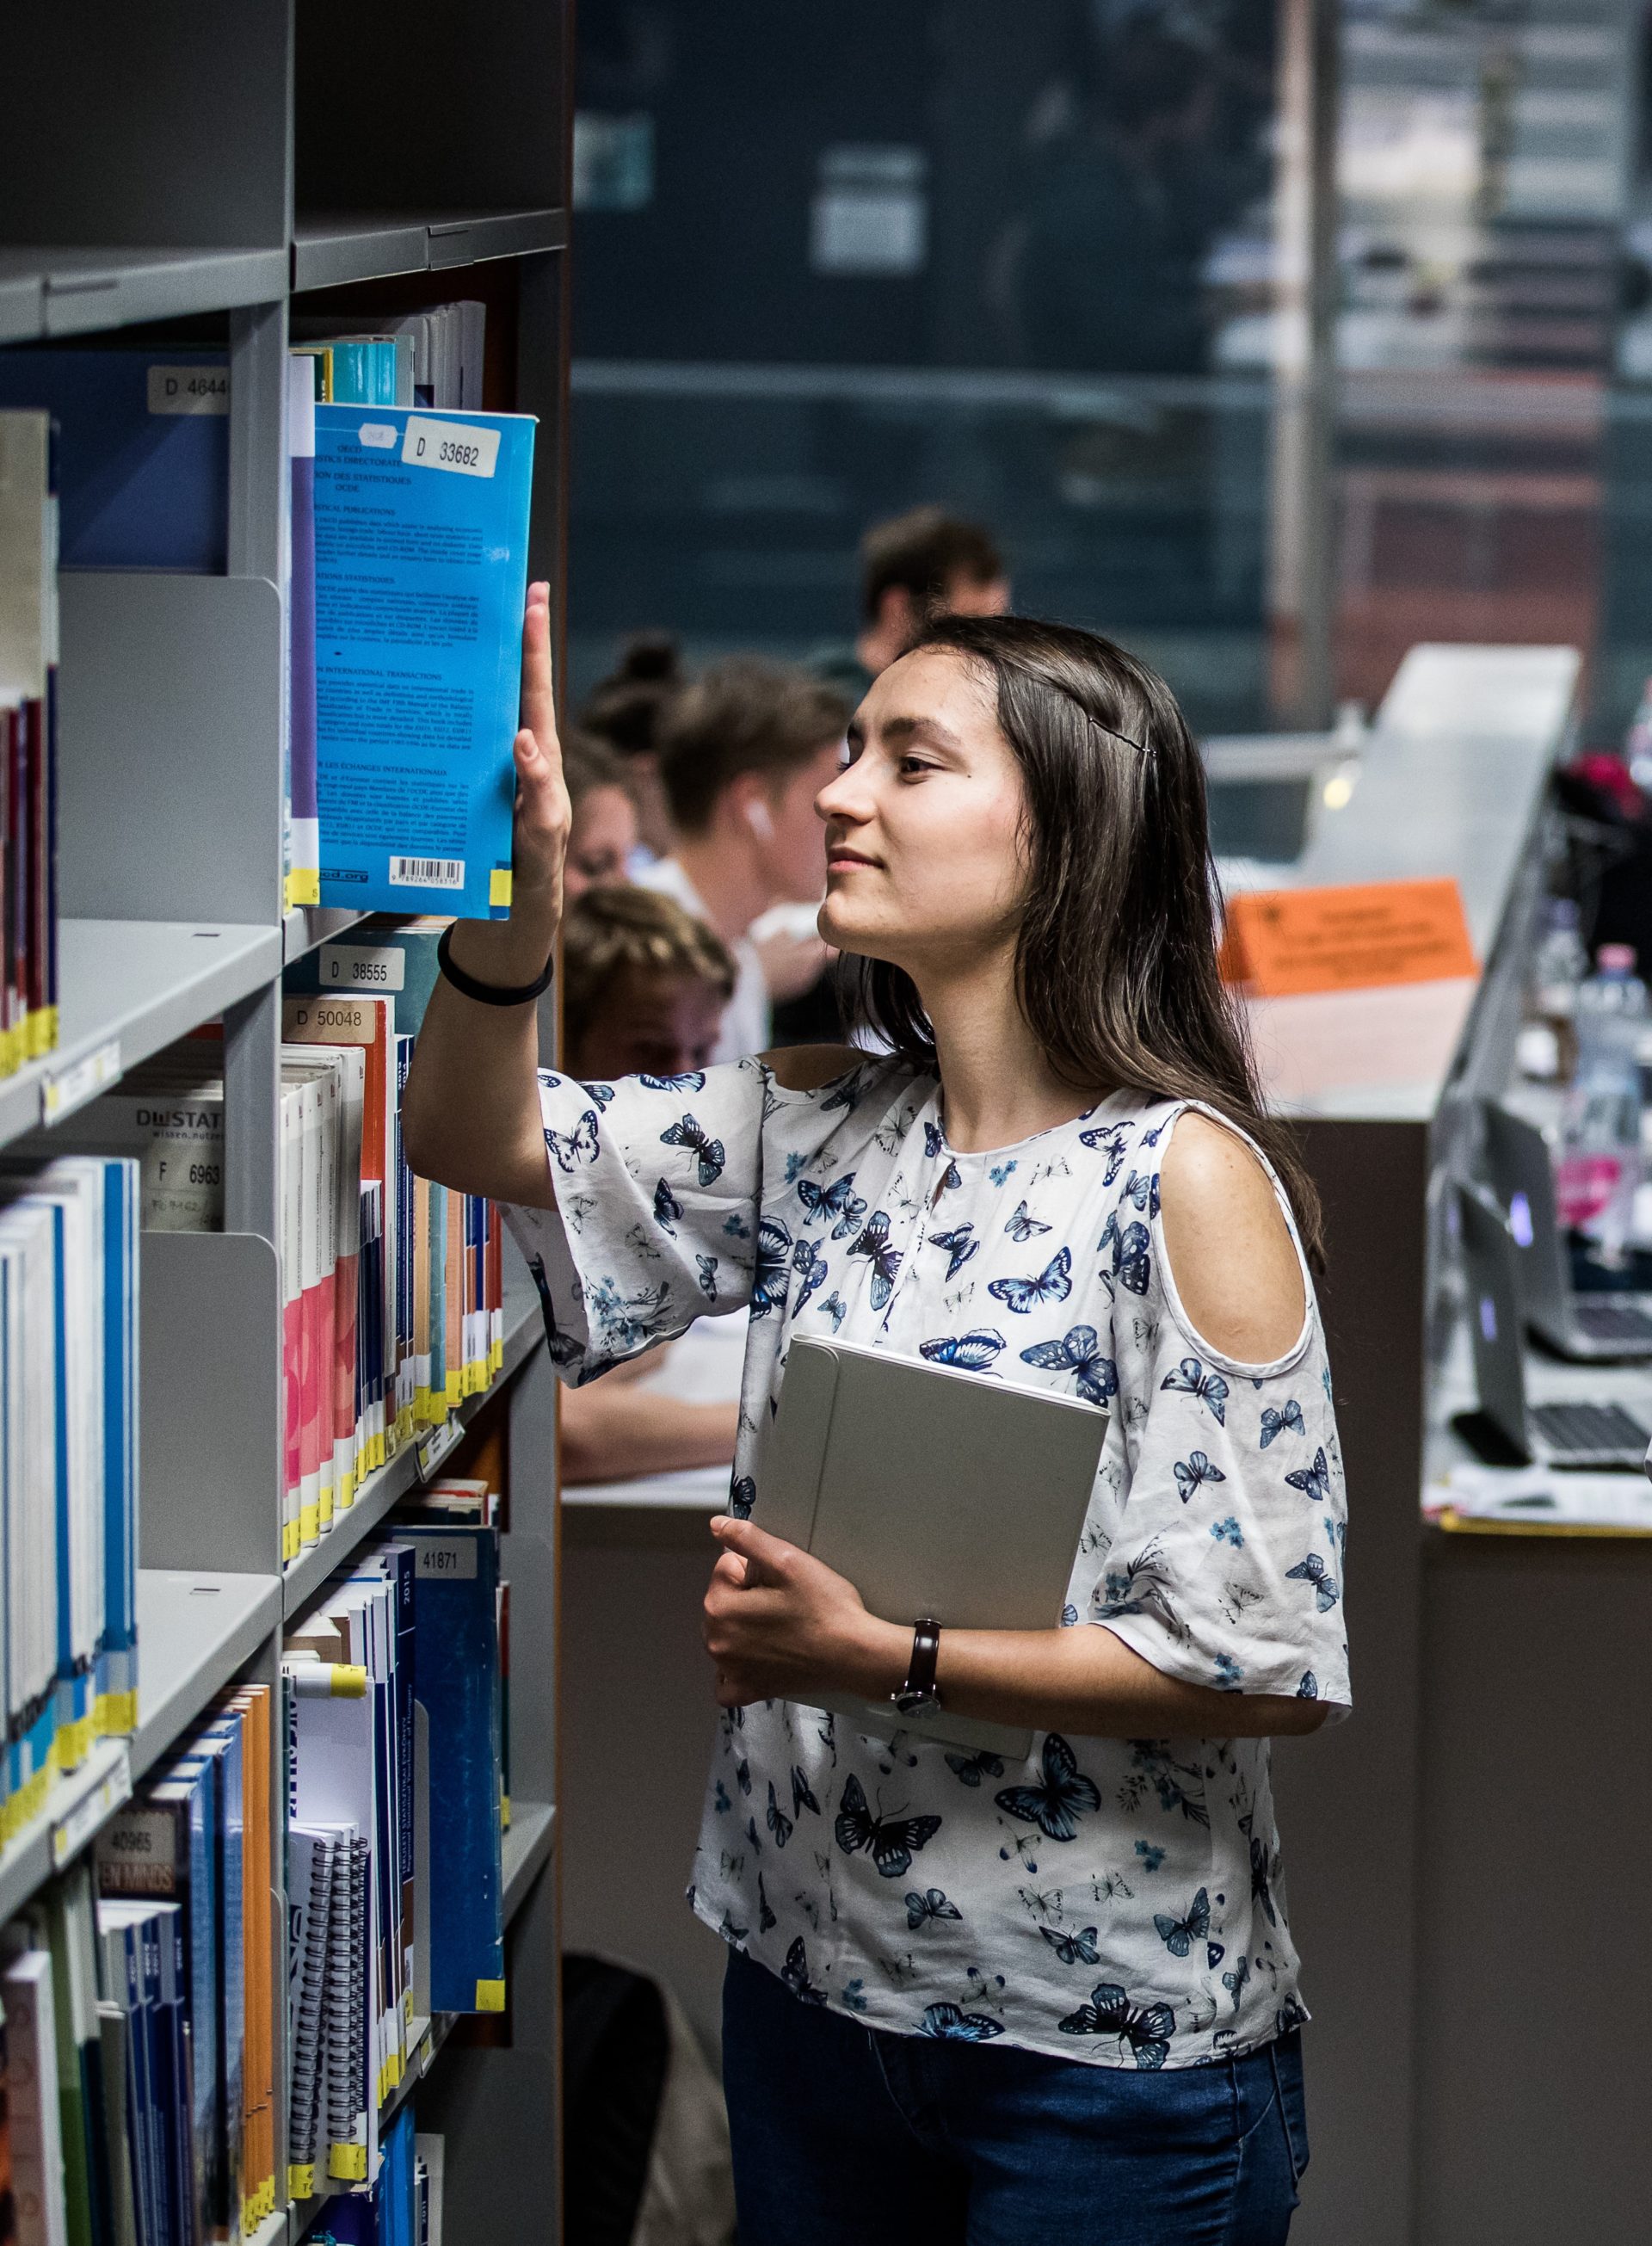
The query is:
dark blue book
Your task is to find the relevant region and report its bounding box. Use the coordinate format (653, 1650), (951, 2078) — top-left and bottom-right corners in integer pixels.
(391, 1523), (503, 2013)
(0, 351), (227, 571)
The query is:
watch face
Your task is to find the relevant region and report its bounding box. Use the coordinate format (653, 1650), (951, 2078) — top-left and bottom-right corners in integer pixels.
(893, 1690), (940, 1717)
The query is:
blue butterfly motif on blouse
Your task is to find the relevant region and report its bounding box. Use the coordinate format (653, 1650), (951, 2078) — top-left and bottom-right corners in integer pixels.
(848, 1212), (903, 1311)
(1018, 1324), (1118, 1405)
(1296, 1670), (1319, 1699)
(924, 1120), (946, 1159)
(1057, 1984), (1174, 2069)
(1173, 1450), (1226, 1503)
(1285, 1552), (1340, 1611)
(1005, 1199), (1051, 1242)
(1078, 1123), (1131, 1183)
(526, 1255), (583, 1369)
(818, 1070), (865, 1113)
(1260, 1399), (1305, 1447)
(781, 1936), (828, 2005)
(1249, 1831), (1280, 1925)
(1222, 1956), (1250, 2011)
(546, 1109), (601, 1170)
(767, 1780), (794, 1848)
(696, 1253), (719, 1300)
(1099, 1212), (1151, 1296)
(791, 1766), (820, 1818)
(798, 1173), (867, 1239)
(943, 1751), (1004, 1787)
(905, 1887), (962, 1930)
(834, 1775), (941, 1879)
(1160, 1355), (1229, 1424)
(989, 1159), (1018, 1188)
(714, 1781), (731, 1813)
(659, 1112), (725, 1186)
(919, 1330), (1005, 1370)
(919, 2003), (1002, 2042)
(653, 1177), (682, 1234)
(817, 1290), (848, 1330)
(1039, 1923), (1100, 1965)
(929, 1225), (979, 1280)
(757, 1873), (777, 1933)
(579, 1080), (617, 1108)
(988, 1246), (1072, 1315)
(750, 1219), (792, 1318)
(1285, 1446), (1333, 1502)
(640, 1071), (706, 1092)
(792, 1237), (829, 1315)
(1120, 1169), (1162, 1219)
(1141, 1116), (1171, 1148)
(728, 1475), (755, 1520)
(994, 1733), (1101, 1842)
(1151, 1887), (1210, 1959)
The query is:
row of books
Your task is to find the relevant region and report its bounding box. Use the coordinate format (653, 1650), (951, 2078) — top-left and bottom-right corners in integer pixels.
(0, 1684), (274, 2246)
(0, 330), (527, 930)
(0, 1157), (138, 1847)
(42, 922), (509, 1570)
(285, 1490), (506, 2202)
(0, 414), (59, 1081)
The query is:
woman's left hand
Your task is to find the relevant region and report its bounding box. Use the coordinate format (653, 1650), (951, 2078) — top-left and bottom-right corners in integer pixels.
(702, 1516), (905, 1709)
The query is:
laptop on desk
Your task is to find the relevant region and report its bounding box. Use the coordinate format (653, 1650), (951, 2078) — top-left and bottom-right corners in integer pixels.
(1481, 1102), (1652, 1361)
(1456, 1183), (1652, 1470)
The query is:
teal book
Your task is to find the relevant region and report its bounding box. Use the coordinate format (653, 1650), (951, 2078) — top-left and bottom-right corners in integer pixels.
(311, 404), (535, 920)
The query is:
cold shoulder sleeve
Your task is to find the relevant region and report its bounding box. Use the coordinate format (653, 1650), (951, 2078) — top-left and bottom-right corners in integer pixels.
(501, 1059), (770, 1385)
(1087, 1128), (1352, 1716)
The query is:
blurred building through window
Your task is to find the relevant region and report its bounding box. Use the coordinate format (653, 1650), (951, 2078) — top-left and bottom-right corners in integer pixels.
(570, 0), (1652, 744)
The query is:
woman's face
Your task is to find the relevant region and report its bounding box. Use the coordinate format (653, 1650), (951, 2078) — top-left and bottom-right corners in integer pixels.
(564, 782), (638, 900)
(814, 647), (1028, 977)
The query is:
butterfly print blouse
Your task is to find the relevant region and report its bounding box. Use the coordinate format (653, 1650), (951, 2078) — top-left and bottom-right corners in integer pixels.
(506, 1053), (1351, 2068)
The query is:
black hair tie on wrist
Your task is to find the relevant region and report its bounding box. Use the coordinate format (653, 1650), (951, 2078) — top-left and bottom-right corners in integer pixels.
(435, 920), (556, 1006)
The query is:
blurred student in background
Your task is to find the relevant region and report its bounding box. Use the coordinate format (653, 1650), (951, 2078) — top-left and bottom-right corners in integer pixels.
(554, 884), (743, 1484)
(561, 729), (639, 902)
(811, 505), (1011, 704)
(578, 632), (688, 861)
(639, 659), (849, 1063)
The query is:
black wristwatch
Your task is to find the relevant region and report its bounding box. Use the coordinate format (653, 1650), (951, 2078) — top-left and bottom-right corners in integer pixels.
(891, 1619), (943, 1718)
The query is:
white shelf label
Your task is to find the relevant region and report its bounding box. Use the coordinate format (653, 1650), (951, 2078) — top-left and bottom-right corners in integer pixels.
(319, 943), (406, 993)
(414, 1417), (462, 1484)
(52, 1747), (133, 1869)
(401, 416), (499, 479)
(147, 365), (229, 416)
(42, 1039), (122, 1126)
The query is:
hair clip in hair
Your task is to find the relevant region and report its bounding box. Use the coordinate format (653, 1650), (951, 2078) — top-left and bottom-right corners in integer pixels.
(1087, 713), (1150, 757)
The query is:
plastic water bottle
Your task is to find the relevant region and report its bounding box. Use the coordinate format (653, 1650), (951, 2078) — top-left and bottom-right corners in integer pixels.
(1526, 897), (1589, 1080)
(1555, 944), (1648, 1262)
(1628, 677), (1652, 792)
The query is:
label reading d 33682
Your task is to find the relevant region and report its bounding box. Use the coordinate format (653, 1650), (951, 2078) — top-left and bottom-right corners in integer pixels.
(401, 415), (500, 479)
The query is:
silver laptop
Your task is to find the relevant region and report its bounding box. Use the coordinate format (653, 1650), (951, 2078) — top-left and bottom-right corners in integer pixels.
(1456, 1183), (1651, 1468)
(1482, 1103), (1652, 1361)
(761, 1335), (1108, 1756)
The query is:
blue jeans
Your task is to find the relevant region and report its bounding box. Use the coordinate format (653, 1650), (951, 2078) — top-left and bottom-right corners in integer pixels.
(722, 1948), (1308, 2245)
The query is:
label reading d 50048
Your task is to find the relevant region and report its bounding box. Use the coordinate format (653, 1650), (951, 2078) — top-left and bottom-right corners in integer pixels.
(401, 415), (500, 479)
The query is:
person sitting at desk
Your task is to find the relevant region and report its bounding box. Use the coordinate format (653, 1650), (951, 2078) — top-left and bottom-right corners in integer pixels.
(554, 883), (744, 1485)
(561, 728), (638, 902)
(407, 589), (1346, 2246)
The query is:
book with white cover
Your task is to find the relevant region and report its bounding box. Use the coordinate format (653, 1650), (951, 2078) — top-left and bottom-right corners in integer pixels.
(760, 1336), (1109, 1757)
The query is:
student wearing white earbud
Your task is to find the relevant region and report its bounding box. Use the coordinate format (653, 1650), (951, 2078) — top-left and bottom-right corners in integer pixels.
(637, 659), (850, 1063)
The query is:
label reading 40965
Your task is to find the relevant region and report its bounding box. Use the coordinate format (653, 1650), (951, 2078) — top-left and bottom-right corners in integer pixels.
(401, 415), (500, 479)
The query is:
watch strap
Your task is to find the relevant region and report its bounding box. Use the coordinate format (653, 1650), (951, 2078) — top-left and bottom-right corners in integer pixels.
(892, 1617), (942, 1712)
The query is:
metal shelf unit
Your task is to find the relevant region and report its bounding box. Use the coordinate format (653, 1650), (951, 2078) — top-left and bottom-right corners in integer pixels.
(0, 1), (570, 2233)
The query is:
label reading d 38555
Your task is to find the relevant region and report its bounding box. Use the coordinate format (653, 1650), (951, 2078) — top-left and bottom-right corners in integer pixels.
(320, 943), (406, 993)
(401, 415), (500, 478)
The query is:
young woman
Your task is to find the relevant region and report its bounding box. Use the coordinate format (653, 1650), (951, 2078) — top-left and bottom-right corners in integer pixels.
(404, 586), (1347, 2245)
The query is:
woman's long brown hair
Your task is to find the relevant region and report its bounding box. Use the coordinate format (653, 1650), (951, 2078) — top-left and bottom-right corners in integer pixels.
(840, 613), (1325, 1268)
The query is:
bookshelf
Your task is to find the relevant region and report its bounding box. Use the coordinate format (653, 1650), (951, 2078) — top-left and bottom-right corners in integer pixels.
(0, 0), (570, 2237)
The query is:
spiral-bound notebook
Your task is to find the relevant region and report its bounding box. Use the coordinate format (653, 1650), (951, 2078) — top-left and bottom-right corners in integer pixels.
(761, 1336), (1108, 1757)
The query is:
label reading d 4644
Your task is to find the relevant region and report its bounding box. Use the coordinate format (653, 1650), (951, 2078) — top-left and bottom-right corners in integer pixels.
(401, 416), (500, 479)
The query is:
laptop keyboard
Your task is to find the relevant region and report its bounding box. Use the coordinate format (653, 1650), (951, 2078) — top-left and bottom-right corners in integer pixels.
(1574, 1300), (1652, 1344)
(1532, 1400), (1650, 1456)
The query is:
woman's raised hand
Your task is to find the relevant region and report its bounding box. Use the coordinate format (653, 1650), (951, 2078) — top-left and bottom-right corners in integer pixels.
(508, 580), (572, 951)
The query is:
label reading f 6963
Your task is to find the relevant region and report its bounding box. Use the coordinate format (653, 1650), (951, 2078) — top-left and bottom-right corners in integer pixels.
(401, 416), (500, 478)
(320, 943), (406, 993)
(413, 1538), (478, 1581)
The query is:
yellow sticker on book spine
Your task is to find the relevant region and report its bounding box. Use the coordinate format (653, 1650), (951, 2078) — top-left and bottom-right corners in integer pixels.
(475, 1978), (506, 2013)
(288, 2163), (316, 2201)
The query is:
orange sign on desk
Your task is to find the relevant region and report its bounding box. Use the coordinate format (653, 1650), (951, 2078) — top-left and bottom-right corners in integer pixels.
(1218, 876), (1477, 998)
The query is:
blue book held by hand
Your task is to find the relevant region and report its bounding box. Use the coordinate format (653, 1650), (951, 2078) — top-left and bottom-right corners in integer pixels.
(312, 404), (534, 921)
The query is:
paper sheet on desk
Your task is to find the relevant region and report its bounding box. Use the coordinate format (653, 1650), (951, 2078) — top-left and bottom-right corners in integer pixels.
(1245, 978), (1476, 1108)
(1429, 1461), (1652, 1534)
